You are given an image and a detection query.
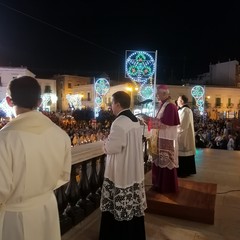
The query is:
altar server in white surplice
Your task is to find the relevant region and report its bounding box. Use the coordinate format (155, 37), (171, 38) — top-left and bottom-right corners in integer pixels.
(99, 91), (147, 240)
(0, 76), (72, 240)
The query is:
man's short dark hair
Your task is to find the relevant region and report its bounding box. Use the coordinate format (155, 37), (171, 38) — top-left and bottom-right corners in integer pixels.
(7, 76), (41, 109)
(112, 91), (130, 109)
(180, 95), (188, 103)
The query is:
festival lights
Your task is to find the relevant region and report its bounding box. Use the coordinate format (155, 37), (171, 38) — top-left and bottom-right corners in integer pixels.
(125, 50), (157, 116)
(125, 51), (155, 82)
(0, 98), (14, 117)
(139, 84), (154, 99)
(41, 93), (58, 111)
(66, 94), (82, 110)
(191, 85), (205, 115)
(94, 78), (110, 117)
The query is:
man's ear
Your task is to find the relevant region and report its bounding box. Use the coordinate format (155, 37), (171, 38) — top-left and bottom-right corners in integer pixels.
(6, 96), (14, 107)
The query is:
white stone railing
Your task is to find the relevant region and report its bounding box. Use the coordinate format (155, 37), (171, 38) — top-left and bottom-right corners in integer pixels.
(71, 141), (104, 164)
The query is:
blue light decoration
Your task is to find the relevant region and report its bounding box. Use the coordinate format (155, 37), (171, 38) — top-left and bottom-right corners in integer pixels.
(125, 50), (157, 117)
(0, 98), (14, 117)
(191, 85), (205, 115)
(95, 78), (110, 95)
(125, 51), (156, 82)
(94, 78), (110, 117)
(139, 84), (154, 100)
(95, 96), (103, 106)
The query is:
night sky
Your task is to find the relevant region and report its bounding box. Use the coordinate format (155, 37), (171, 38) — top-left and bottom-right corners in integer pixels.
(0, 0), (239, 84)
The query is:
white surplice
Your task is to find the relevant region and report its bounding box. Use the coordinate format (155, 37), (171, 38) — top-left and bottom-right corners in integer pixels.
(0, 111), (72, 240)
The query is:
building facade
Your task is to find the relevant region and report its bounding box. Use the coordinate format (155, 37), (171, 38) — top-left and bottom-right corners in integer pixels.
(73, 82), (240, 120)
(165, 85), (240, 120)
(186, 60), (240, 87)
(0, 67), (35, 100)
(0, 67), (57, 112)
(209, 60), (240, 86)
(53, 74), (92, 111)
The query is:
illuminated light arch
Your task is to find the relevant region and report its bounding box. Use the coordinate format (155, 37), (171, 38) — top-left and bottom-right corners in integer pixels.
(66, 94), (82, 110)
(41, 93), (58, 111)
(191, 85), (205, 115)
(41, 93), (51, 110)
(125, 51), (156, 82)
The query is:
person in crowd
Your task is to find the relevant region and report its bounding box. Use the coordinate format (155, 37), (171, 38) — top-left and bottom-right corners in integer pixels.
(220, 135), (228, 149)
(144, 85), (180, 193)
(227, 134), (235, 150)
(99, 91), (147, 240)
(226, 119), (233, 135)
(213, 132), (223, 149)
(177, 95), (196, 177)
(195, 134), (207, 148)
(0, 76), (72, 240)
(234, 131), (240, 150)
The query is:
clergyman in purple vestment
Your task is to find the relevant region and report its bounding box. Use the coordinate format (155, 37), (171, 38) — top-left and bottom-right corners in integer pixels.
(147, 85), (180, 193)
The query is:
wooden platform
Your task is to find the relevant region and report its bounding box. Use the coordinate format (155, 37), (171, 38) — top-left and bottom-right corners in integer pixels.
(146, 179), (217, 224)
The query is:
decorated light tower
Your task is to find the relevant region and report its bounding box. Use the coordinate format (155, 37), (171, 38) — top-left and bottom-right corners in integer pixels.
(191, 85), (205, 116)
(125, 50), (157, 116)
(94, 78), (110, 118)
(66, 94), (83, 110)
(41, 93), (58, 112)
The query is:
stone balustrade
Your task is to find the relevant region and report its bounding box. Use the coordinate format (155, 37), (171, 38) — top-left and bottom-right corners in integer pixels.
(55, 139), (150, 235)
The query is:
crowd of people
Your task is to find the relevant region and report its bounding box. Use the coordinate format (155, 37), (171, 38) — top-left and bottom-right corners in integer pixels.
(194, 117), (240, 151)
(1, 102), (240, 152)
(42, 111), (112, 146)
(0, 110), (113, 147)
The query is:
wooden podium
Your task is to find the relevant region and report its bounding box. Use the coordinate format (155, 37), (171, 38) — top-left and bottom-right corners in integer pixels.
(146, 179), (217, 224)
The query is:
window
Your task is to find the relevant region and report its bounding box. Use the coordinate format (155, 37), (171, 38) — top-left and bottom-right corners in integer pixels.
(215, 98), (221, 107)
(44, 85), (52, 93)
(0, 76), (2, 86)
(227, 98), (231, 106)
(87, 92), (91, 101)
(68, 82), (72, 88)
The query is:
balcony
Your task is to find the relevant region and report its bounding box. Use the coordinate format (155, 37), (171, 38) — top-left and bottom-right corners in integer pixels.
(56, 139), (151, 235)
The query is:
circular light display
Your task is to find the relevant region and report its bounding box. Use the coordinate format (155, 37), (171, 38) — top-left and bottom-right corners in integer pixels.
(196, 99), (204, 106)
(125, 51), (155, 82)
(95, 78), (110, 96)
(191, 85), (204, 99)
(139, 84), (154, 99)
(95, 96), (103, 106)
